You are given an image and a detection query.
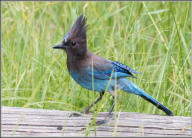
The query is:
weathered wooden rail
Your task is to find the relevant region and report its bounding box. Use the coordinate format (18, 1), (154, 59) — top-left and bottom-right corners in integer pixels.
(1, 106), (191, 137)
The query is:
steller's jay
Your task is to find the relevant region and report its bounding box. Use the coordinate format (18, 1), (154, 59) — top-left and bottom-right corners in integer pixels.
(53, 14), (173, 125)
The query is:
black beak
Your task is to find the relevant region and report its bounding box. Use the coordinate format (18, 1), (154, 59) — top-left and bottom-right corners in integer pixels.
(53, 43), (67, 49)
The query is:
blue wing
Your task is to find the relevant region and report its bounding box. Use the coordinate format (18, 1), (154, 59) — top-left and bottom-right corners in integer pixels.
(87, 60), (141, 80)
(111, 61), (141, 77)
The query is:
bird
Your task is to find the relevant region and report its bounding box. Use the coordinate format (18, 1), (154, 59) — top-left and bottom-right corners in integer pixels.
(53, 14), (173, 125)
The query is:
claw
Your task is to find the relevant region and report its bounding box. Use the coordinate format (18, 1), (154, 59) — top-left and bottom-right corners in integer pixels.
(82, 109), (89, 114)
(89, 118), (109, 126)
(69, 110), (90, 117)
(108, 113), (113, 118)
(69, 112), (82, 117)
(95, 119), (107, 125)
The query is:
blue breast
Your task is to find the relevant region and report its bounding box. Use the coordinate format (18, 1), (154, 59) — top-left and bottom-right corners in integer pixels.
(69, 70), (115, 92)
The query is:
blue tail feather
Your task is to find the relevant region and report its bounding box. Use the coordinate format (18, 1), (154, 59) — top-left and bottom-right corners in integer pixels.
(139, 91), (173, 116)
(119, 78), (173, 116)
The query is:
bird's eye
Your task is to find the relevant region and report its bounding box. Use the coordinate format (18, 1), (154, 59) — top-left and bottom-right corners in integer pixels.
(71, 41), (76, 46)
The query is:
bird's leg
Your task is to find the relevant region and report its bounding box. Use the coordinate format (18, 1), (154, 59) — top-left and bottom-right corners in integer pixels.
(108, 96), (115, 118)
(108, 91), (116, 117)
(95, 91), (116, 125)
(83, 91), (105, 114)
(69, 92), (105, 117)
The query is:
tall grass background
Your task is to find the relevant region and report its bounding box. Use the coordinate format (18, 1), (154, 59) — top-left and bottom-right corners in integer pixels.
(2, 1), (191, 117)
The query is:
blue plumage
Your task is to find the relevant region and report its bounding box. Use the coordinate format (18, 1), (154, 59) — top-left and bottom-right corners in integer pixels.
(112, 61), (141, 76)
(53, 14), (173, 120)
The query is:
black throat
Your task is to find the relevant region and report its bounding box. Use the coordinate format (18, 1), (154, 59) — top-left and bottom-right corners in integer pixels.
(66, 49), (91, 70)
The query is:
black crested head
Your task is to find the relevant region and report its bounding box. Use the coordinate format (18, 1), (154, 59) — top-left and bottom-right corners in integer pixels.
(53, 14), (89, 59)
(68, 14), (87, 41)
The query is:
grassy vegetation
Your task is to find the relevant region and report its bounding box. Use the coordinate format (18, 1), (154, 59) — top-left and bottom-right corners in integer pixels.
(2, 1), (191, 118)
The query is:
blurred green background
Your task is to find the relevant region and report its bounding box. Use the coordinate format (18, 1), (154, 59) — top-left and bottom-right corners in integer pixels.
(1, 1), (191, 116)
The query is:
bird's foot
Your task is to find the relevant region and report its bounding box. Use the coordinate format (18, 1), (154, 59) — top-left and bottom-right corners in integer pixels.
(108, 112), (113, 118)
(82, 108), (89, 114)
(89, 114), (112, 126)
(89, 118), (109, 126)
(95, 119), (107, 125)
(69, 112), (82, 117)
(69, 109), (90, 117)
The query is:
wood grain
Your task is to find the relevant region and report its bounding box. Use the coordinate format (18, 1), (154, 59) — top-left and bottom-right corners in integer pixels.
(2, 106), (191, 137)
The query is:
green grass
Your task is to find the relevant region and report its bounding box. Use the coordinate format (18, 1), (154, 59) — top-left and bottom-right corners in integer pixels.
(2, 1), (191, 118)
